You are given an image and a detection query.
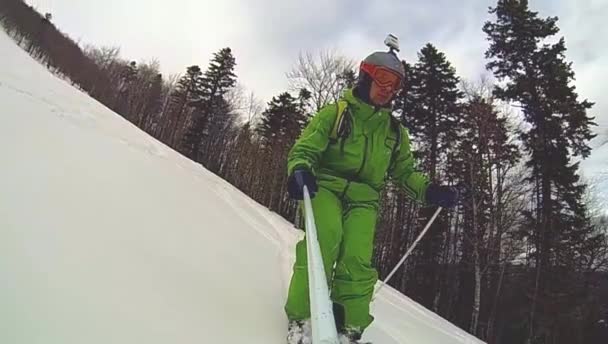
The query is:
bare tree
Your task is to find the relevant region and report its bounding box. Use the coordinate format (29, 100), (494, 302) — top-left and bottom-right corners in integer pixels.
(286, 50), (355, 112)
(224, 84), (264, 125)
(457, 76), (525, 338)
(84, 45), (121, 70)
(244, 91), (265, 123)
(582, 178), (608, 272)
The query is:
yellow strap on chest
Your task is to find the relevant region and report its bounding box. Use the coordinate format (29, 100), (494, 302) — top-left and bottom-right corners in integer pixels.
(330, 100), (349, 140)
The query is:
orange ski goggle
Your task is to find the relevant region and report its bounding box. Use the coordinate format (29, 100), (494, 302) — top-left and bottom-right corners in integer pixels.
(360, 62), (402, 90)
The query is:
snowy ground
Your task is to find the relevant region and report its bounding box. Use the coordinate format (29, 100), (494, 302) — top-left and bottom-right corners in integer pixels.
(0, 29), (488, 343)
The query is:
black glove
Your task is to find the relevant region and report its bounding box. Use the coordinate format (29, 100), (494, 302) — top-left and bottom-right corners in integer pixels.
(426, 183), (459, 208)
(287, 169), (318, 200)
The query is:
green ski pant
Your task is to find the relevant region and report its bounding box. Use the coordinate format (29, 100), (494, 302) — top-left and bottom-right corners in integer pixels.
(284, 186), (379, 331)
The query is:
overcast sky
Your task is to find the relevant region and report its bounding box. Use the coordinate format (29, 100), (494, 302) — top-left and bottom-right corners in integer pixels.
(26, 0), (607, 130)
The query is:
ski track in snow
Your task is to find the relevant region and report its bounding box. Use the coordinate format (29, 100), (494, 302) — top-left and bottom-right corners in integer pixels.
(0, 29), (487, 344)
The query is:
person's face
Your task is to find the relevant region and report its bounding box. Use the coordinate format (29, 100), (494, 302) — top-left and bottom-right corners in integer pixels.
(369, 81), (399, 107)
(360, 62), (403, 107)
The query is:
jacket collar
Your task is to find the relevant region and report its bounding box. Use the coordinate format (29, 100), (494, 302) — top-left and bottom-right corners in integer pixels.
(342, 88), (392, 122)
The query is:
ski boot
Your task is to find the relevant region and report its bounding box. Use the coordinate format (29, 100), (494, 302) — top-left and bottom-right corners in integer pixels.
(338, 327), (371, 344)
(286, 319), (312, 344)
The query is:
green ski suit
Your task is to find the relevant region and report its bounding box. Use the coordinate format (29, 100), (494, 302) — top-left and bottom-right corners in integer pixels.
(284, 89), (430, 331)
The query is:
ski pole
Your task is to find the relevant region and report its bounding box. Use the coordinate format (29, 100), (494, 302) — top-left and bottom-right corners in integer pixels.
(300, 183), (340, 344)
(373, 206), (443, 299)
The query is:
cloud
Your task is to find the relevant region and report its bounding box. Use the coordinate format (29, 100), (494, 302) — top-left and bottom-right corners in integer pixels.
(24, 0), (607, 131)
(21, 0), (608, 203)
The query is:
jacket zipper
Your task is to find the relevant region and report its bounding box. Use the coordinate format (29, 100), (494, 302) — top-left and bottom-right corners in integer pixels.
(353, 108), (379, 180)
(342, 135), (366, 200)
(355, 134), (368, 179)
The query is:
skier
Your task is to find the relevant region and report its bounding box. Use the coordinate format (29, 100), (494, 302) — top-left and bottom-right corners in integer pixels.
(284, 41), (459, 344)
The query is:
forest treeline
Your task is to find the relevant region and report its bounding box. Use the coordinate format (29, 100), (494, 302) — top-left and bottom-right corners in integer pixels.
(1, 0), (607, 342)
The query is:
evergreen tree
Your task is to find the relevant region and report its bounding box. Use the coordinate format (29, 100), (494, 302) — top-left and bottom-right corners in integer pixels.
(394, 43), (464, 310)
(394, 60), (414, 123)
(338, 68), (357, 91)
(228, 122), (258, 193)
(397, 43), (463, 179)
(161, 65), (203, 146)
(140, 73), (163, 129)
(255, 92), (307, 212)
(181, 48), (237, 161)
(257, 93), (306, 148)
(116, 60), (138, 115)
(296, 88), (312, 114)
(483, 1), (597, 342)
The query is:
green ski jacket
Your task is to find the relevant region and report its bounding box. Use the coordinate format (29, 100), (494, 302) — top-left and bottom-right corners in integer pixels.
(287, 89), (429, 204)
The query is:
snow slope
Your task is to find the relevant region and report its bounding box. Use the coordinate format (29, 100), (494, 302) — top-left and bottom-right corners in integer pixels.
(0, 30), (483, 344)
